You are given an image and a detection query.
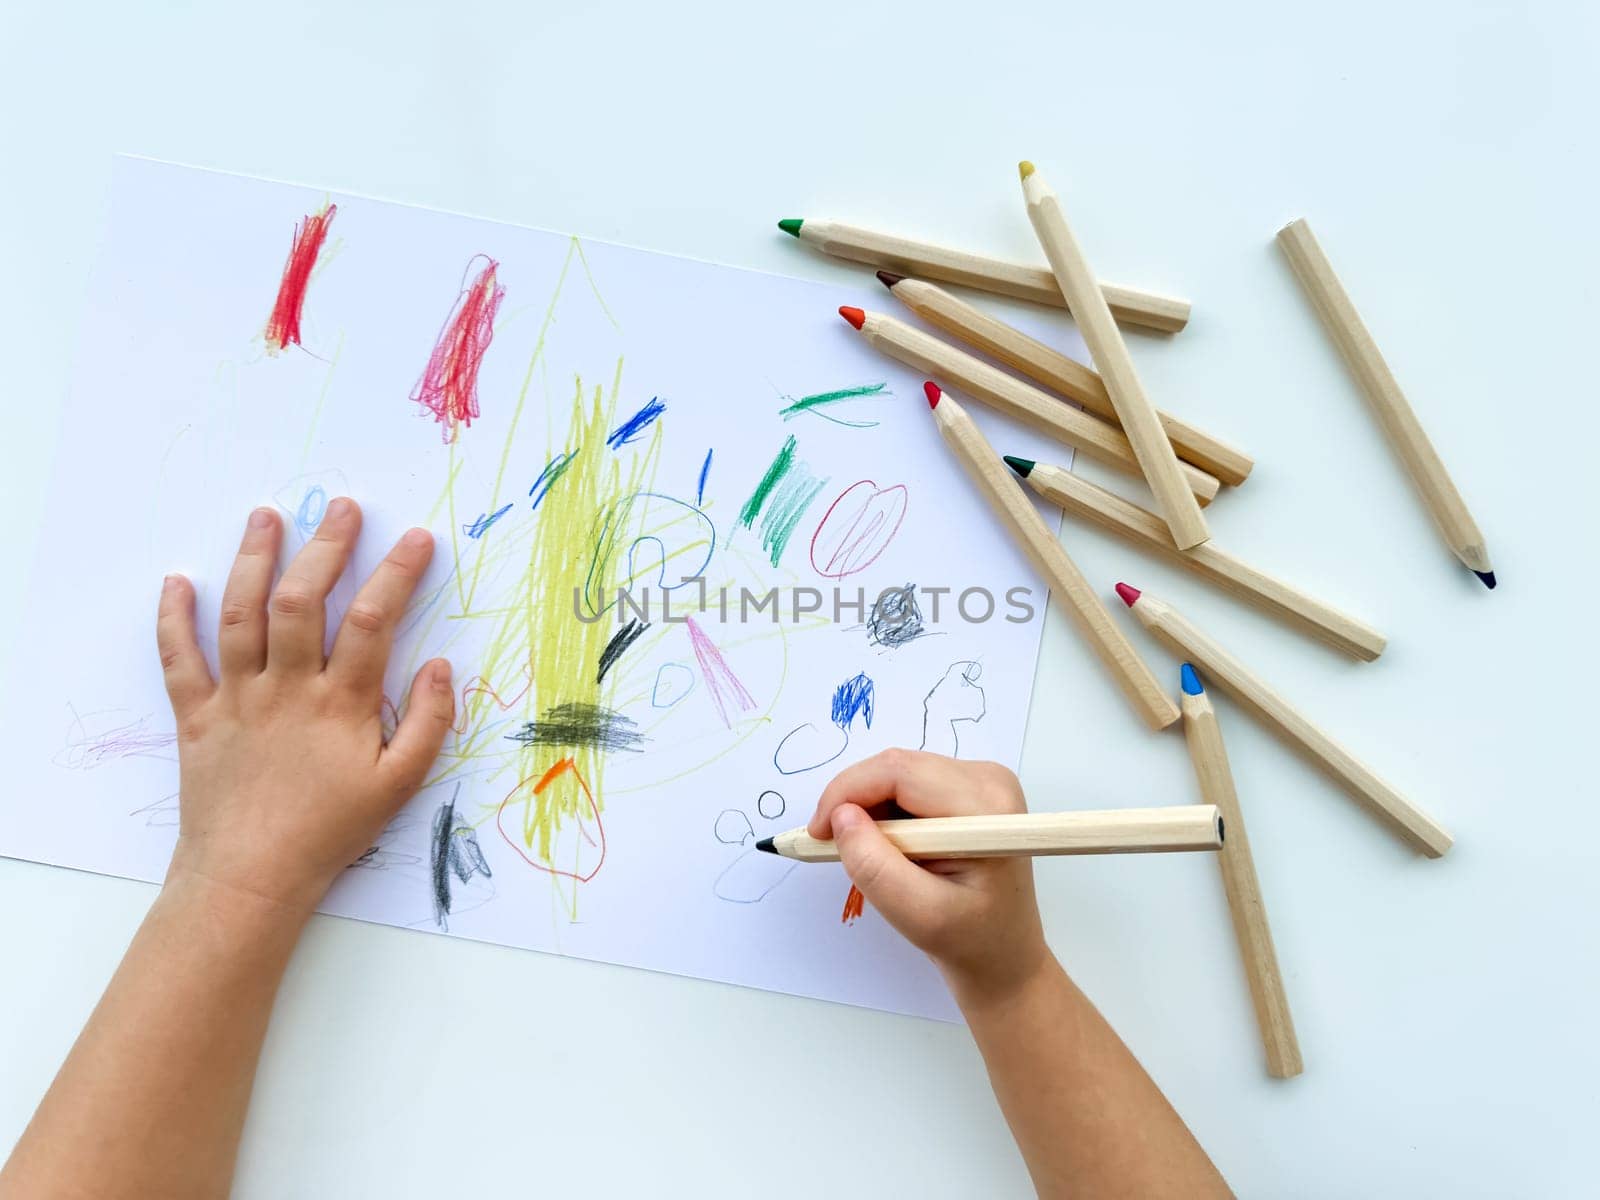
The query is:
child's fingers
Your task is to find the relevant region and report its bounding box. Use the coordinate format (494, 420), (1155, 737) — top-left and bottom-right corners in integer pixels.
(326, 528), (434, 695)
(829, 803), (947, 938)
(156, 574), (214, 717)
(267, 497), (361, 676)
(379, 659), (454, 798)
(808, 749), (1022, 839)
(217, 507), (282, 680)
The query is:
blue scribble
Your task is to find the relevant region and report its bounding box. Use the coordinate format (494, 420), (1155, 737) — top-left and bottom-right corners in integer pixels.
(607, 396), (667, 449)
(831, 673), (875, 732)
(697, 448), (713, 505)
(295, 485), (328, 536)
(528, 450), (578, 512)
(463, 504), (513, 539)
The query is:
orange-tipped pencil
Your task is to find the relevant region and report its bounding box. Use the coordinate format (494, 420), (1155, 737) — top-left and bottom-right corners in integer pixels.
(1020, 162), (1210, 549)
(926, 381), (1178, 730)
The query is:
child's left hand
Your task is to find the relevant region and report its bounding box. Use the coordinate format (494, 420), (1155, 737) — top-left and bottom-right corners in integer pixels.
(156, 499), (455, 917)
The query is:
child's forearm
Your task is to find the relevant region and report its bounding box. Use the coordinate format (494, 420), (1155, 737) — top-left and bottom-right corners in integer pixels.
(0, 873), (307, 1199)
(957, 954), (1230, 1199)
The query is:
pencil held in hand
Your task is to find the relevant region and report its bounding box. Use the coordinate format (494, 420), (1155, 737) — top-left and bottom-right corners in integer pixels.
(757, 805), (1224, 862)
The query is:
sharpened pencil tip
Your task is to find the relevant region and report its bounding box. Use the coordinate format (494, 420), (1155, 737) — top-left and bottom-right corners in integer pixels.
(1018, 160), (1035, 180)
(923, 381), (941, 409)
(1114, 582), (1141, 608)
(838, 305), (865, 330)
(778, 218), (803, 238)
(875, 269), (905, 289)
(1474, 570), (1497, 590)
(754, 836), (776, 855)
(1180, 663), (1203, 695)
(1002, 455), (1035, 479)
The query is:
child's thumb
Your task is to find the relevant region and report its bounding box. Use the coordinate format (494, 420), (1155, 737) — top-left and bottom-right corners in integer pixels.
(830, 804), (946, 939)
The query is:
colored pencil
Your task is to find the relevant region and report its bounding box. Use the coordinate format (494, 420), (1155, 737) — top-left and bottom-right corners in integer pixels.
(877, 271), (1253, 486)
(839, 307), (1220, 506)
(1117, 585), (1451, 857)
(1020, 162), (1209, 550)
(927, 382), (1179, 730)
(1005, 457), (1386, 661)
(778, 216), (1190, 333)
(1276, 218), (1495, 588)
(1180, 664), (1302, 1079)
(756, 805), (1223, 862)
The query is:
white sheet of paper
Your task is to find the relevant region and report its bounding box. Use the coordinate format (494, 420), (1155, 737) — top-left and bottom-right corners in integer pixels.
(0, 158), (1081, 1020)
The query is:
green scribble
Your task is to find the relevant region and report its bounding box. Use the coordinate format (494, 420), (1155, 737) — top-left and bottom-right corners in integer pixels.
(778, 382), (889, 427)
(739, 436), (798, 527)
(760, 469), (828, 566)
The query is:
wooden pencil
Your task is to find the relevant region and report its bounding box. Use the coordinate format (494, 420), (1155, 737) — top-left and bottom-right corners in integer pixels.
(927, 382), (1179, 730)
(840, 307), (1220, 506)
(1180, 664), (1302, 1079)
(756, 804), (1223, 862)
(1006, 457), (1386, 661)
(1021, 162), (1209, 550)
(779, 216), (1190, 333)
(877, 271), (1253, 486)
(1117, 584), (1451, 857)
(1276, 218), (1495, 588)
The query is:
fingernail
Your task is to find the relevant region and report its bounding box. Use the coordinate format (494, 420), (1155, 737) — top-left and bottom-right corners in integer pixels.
(326, 497), (353, 520)
(162, 573), (179, 593)
(403, 527), (432, 548)
(431, 659), (453, 688)
(248, 507), (274, 528)
(830, 804), (868, 837)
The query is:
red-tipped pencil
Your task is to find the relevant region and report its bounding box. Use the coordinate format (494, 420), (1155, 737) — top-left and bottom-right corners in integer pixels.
(1117, 584), (1451, 856)
(924, 381), (1178, 730)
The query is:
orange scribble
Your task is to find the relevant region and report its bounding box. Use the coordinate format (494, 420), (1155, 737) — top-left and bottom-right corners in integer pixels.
(841, 884), (865, 925)
(496, 755), (606, 883)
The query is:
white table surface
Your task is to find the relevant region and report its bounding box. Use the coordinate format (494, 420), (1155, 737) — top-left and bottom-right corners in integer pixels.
(2, 2), (1595, 1195)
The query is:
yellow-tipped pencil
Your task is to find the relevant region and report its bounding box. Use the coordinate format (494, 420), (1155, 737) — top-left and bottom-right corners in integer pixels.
(1020, 161), (1210, 550)
(1180, 664), (1303, 1079)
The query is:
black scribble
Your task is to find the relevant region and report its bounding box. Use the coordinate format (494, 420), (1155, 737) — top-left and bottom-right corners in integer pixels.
(348, 813), (424, 872)
(714, 809), (755, 845)
(596, 618), (650, 684)
(431, 786), (493, 930)
(507, 702), (647, 752)
(919, 661), (987, 757)
(864, 583), (935, 650)
(756, 790), (785, 820)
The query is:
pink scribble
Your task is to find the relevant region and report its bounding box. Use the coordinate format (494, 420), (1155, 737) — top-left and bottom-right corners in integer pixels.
(810, 480), (909, 579)
(684, 615), (757, 728)
(55, 709), (177, 770)
(412, 254), (505, 442)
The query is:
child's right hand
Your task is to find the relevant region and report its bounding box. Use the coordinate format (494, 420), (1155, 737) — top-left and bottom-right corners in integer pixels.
(809, 750), (1051, 1008)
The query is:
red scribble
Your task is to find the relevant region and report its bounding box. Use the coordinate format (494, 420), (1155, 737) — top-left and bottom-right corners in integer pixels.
(451, 667), (534, 736)
(264, 203), (336, 354)
(810, 481), (909, 579)
(684, 615), (757, 728)
(413, 254), (505, 442)
(841, 884), (865, 925)
(496, 756), (606, 883)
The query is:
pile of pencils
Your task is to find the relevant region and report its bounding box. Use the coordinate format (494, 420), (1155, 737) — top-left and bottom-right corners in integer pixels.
(779, 163), (1495, 1079)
